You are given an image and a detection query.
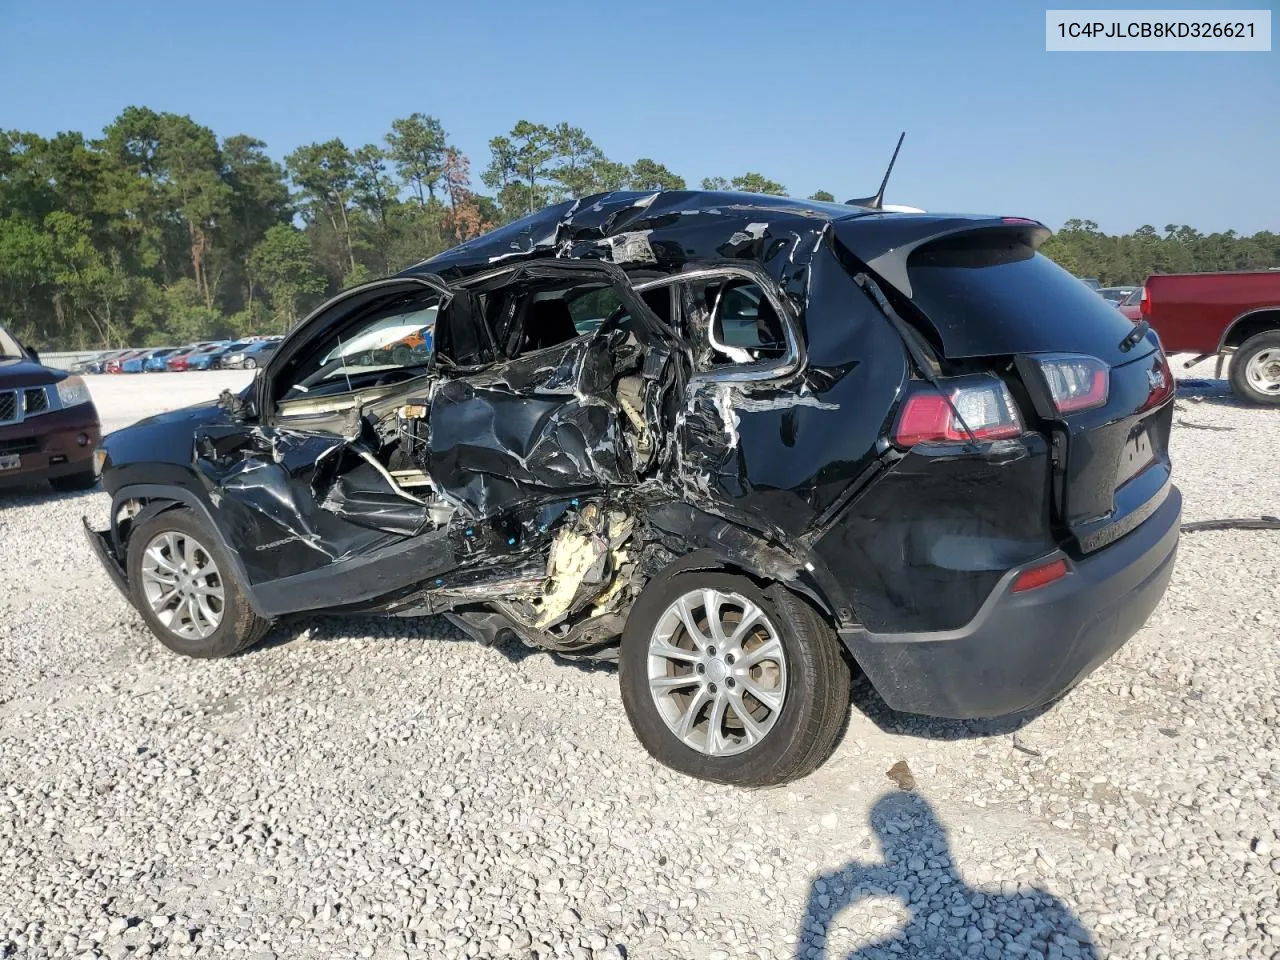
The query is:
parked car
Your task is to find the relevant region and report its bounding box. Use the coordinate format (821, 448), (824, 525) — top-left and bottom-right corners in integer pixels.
(1117, 286), (1144, 322)
(167, 343), (228, 372)
(1140, 271), (1280, 404)
(87, 191), (1180, 787)
(1079, 277), (1101, 290)
(190, 340), (253, 370)
(1096, 286), (1140, 305)
(372, 324), (434, 366)
(70, 350), (126, 375)
(118, 351), (156, 374)
(107, 350), (147, 374)
(1, 324), (101, 491)
(143, 348), (183, 372)
(219, 340), (278, 369)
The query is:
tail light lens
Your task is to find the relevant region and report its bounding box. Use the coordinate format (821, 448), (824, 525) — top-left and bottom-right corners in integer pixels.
(1140, 350), (1175, 411)
(1033, 354), (1109, 414)
(1139, 287), (1150, 317)
(893, 376), (1023, 447)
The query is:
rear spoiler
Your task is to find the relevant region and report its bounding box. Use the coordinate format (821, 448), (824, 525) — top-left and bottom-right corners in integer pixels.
(833, 216), (1051, 298)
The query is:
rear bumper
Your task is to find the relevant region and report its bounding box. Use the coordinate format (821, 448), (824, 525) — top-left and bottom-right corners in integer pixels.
(0, 406), (101, 488)
(841, 484), (1181, 718)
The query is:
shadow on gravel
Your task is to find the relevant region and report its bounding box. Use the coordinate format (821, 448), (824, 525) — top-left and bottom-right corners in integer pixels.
(848, 675), (1057, 742)
(248, 614), (618, 675)
(0, 483), (101, 509)
(1174, 378), (1244, 411)
(796, 792), (1099, 959)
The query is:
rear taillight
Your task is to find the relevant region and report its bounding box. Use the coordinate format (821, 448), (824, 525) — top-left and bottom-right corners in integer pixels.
(893, 376), (1023, 447)
(1140, 351), (1175, 411)
(1033, 354), (1110, 414)
(1139, 287), (1150, 317)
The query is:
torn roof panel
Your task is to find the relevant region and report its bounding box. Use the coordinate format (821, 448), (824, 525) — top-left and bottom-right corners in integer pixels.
(405, 190), (882, 283)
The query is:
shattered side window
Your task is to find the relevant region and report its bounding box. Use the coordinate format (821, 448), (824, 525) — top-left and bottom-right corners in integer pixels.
(566, 287), (621, 335)
(492, 282), (620, 358)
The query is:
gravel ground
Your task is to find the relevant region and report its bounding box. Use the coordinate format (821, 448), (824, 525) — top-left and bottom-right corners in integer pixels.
(1, 359), (1278, 959)
(83, 371), (253, 434)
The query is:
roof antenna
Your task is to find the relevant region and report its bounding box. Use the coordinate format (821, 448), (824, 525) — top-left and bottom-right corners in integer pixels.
(846, 132), (905, 209)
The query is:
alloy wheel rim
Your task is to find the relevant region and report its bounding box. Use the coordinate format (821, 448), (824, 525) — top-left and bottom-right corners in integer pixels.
(1244, 349), (1280, 394)
(140, 531), (225, 640)
(647, 588), (788, 757)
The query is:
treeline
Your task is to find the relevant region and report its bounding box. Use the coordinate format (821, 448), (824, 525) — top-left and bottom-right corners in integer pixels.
(0, 107), (810, 350)
(1040, 220), (1279, 286)
(1, 107), (1275, 350)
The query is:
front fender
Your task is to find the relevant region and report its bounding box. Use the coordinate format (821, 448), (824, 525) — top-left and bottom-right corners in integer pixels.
(103, 483), (271, 618)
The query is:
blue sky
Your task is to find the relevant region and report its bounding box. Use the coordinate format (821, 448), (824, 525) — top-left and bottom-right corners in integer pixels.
(2, 0), (1276, 234)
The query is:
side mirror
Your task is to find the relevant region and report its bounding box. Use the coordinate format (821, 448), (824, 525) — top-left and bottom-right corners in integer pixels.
(217, 387), (256, 423)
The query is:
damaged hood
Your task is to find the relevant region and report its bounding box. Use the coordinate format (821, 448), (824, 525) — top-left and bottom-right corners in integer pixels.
(100, 399), (229, 476)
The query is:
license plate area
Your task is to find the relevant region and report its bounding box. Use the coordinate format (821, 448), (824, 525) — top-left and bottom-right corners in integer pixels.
(0, 453), (20, 471)
(1117, 427), (1154, 486)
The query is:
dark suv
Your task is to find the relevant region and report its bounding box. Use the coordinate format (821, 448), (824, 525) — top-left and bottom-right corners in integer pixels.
(1, 325), (101, 492)
(87, 192), (1180, 786)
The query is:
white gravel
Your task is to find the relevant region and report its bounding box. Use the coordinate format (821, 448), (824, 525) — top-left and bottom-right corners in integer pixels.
(84, 370), (254, 433)
(1, 359), (1277, 959)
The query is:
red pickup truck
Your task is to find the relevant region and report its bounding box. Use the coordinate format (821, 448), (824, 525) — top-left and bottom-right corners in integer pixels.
(1139, 271), (1280, 405)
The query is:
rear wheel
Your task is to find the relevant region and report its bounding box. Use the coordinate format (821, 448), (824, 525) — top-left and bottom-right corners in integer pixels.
(126, 508), (272, 658)
(619, 570), (851, 786)
(243, 357), (257, 370)
(1229, 331), (1280, 406)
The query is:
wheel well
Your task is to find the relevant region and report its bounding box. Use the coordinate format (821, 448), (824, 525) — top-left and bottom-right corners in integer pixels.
(113, 496), (183, 549)
(649, 549), (861, 672)
(1221, 309), (1280, 351)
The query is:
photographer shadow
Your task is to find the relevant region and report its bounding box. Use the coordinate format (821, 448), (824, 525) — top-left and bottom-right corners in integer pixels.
(798, 792), (1098, 959)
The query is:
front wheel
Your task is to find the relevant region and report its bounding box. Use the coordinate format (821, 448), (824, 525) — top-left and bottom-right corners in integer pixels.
(242, 357), (257, 370)
(619, 570), (851, 786)
(126, 508), (272, 658)
(1229, 332), (1280, 406)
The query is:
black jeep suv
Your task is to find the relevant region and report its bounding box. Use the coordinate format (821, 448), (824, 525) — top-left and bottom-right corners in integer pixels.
(87, 191), (1180, 786)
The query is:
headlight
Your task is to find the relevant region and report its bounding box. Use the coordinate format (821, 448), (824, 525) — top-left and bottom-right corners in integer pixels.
(56, 375), (92, 408)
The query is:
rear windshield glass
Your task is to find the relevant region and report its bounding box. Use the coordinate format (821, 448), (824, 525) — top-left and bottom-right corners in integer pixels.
(906, 237), (1137, 361)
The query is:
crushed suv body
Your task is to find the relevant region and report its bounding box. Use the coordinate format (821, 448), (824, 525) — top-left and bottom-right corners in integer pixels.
(87, 191), (1180, 785)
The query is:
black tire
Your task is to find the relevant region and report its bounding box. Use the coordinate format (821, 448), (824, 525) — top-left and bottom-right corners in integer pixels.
(1229, 331), (1280, 406)
(243, 357), (257, 370)
(619, 569), (851, 787)
(125, 508), (272, 658)
(49, 470), (98, 492)
(391, 345), (413, 366)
